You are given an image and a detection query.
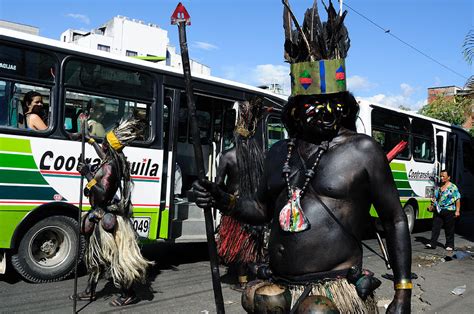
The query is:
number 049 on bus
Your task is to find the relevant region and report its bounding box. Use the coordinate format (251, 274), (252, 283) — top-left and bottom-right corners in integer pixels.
(130, 217), (151, 238)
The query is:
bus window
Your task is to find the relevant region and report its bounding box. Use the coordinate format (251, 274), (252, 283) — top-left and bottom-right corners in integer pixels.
(222, 108), (236, 150)
(266, 115), (287, 149)
(63, 59), (153, 100)
(371, 109), (410, 159)
(463, 141), (474, 175)
(411, 118), (434, 163)
(64, 91), (151, 142)
(0, 80), (51, 131)
(0, 43), (57, 83)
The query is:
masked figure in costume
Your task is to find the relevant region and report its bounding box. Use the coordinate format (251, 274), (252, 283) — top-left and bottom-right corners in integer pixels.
(193, 1), (412, 313)
(75, 117), (153, 307)
(215, 98), (267, 291)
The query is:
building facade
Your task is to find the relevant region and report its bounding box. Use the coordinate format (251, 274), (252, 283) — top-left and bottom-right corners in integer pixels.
(60, 15), (210, 75)
(0, 20), (39, 35)
(427, 85), (473, 130)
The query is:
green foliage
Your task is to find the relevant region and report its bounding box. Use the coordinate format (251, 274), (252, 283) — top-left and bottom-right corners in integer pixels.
(470, 126), (474, 138)
(418, 95), (471, 125)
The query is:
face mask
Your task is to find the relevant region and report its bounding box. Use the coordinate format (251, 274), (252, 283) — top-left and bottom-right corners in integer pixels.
(31, 105), (46, 119)
(303, 101), (346, 132)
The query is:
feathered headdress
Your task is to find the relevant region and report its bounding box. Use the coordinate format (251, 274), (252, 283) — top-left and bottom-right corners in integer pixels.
(235, 97), (264, 138)
(283, 0), (350, 96)
(106, 116), (146, 151)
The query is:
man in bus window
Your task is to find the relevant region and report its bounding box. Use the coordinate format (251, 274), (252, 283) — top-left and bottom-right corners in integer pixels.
(87, 98), (106, 137)
(193, 1), (411, 313)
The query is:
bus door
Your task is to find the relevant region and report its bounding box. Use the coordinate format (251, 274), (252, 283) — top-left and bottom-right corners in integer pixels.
(434, 125), (451, 179)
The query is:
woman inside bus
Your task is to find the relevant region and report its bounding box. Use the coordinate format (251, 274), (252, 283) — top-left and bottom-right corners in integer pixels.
(22, 91), (48, 131)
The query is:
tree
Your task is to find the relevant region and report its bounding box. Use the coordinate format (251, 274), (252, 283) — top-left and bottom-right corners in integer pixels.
(418, 95), (471, 126)
(463, 29), (474, 90)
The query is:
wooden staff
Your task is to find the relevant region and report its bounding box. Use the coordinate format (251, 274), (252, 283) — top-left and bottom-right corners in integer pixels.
(72, 114), (86, 313)
(171, 3), (225, 313)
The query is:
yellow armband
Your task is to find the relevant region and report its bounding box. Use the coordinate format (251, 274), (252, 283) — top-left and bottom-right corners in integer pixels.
(86, 179), (97, 190)
(228, 194), (237, 211)
(88, 138), (95, 144)
(394, 279), (413, 290)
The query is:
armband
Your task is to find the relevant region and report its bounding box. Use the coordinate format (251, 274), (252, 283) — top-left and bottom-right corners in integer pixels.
(394, 279), (413, 290)
(88, 138), (95, 144)
(228, 194), (237, 212)
(86, 179), (97, 190)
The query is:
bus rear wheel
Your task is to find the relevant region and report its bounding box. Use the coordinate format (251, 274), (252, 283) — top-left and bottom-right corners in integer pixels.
(11, 215), (84, 283)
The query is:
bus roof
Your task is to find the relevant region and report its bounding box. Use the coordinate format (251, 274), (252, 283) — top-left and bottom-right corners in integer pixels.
(358, 99), (469, 133)
(0, 27), (288, 103)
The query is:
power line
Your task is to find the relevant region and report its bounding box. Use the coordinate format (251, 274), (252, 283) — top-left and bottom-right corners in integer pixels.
(342, 1), (469, 80)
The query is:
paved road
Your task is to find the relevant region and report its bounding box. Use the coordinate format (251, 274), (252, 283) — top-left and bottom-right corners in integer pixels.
(1, 213), (473, 313)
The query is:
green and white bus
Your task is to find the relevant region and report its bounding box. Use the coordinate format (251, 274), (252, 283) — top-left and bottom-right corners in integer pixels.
(0, 28), (288, 282)
(357, 100), (474, 232)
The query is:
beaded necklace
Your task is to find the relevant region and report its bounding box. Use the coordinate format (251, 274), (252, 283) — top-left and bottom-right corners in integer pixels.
(278, 138), (328, 232)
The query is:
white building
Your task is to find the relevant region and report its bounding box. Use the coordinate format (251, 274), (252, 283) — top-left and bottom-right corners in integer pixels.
(0, 20), (39, 35)
(60, 15), (210, 76)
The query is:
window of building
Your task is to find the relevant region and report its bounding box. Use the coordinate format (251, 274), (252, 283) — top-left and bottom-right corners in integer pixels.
(126, 50), (138, 57)
(97, 44), (110, 52)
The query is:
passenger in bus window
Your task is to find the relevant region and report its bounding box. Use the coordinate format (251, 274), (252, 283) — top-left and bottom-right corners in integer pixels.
(22, 91), (47, 131)
(87, 99), (106, 137)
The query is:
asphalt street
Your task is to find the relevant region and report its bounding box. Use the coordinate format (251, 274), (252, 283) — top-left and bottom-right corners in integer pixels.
(1, 213), (473, 313)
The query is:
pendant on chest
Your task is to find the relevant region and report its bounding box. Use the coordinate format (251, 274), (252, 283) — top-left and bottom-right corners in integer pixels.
(279, 187), (310, 232)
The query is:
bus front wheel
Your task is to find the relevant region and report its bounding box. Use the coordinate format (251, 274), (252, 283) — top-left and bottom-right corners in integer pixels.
(404, 204), (416, 234)
(11, 215), (85, 283)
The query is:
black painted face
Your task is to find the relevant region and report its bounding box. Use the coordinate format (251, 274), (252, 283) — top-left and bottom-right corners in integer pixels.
(293, 96), (348, 138)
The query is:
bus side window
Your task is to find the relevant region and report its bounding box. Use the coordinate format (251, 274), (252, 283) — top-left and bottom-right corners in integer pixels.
(223, 109), (236, 150)
(463, 141), (474, 175)
(411, 118), (434, 163)
(266, 115), (288, 149)
(371, 109), (410, 159)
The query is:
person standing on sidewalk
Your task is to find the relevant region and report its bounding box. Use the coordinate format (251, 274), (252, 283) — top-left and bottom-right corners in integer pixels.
(426, 169), (461, 251)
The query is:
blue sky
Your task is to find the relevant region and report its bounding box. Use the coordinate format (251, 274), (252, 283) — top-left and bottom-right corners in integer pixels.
(1, 0), (472, 109)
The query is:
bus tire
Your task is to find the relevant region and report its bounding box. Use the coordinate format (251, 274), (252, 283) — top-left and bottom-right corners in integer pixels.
(404, 204), (416, 234)
(11, 215), (85, 283)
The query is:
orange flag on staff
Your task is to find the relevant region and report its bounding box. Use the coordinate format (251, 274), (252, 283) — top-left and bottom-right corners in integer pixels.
(386, 140), (408, 163)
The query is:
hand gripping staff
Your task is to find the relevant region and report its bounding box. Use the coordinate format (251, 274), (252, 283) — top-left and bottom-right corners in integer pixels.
(171, 3), (225, 313)
(72, 113), (86, 313)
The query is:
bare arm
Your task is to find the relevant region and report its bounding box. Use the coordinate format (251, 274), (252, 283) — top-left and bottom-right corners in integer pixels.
(455, 199), (461, 218)
(362, 137), (411, 312)
(29, 114), (48, 130)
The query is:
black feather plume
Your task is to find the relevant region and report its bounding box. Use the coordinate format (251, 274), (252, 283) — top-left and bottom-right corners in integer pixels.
(283, 0), (350, 63)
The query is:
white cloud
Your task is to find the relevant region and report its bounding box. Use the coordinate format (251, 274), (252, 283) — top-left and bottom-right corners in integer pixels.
(66, 13), (90, 25)
(221, 64), (291, 95)
(252, 64), (290, 94)
(347, 75), (376, 91)
(400, 83), (415, 97)
(356, 82), (426, 111)
(357, 93), (426, 111)
(193, 41), (218, 51)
